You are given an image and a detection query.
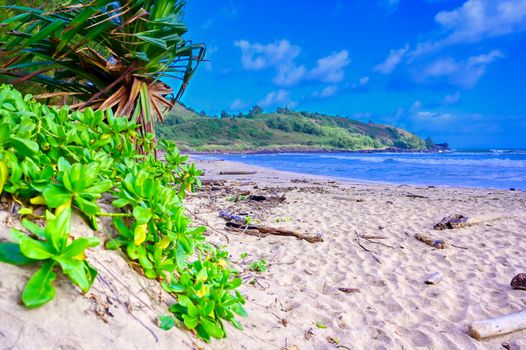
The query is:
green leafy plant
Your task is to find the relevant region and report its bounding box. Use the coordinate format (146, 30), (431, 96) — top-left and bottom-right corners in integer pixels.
(163, 259), (247, 342)
(248, 258), (267, 273)
(0, 207), (99, 308)
(42, 160), (113, 217)
(0, 85), (246, 342)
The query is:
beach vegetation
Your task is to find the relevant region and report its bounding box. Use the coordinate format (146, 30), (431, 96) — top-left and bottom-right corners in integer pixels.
(248, 258), (267, 273)
(0, 85), (245, 341)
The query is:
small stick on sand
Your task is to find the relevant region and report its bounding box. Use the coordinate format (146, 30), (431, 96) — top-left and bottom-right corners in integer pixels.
(338, 287), (360, 293)
(355, 231), (382, 264)
(224, 222), (323, 243)
(359, 234), (388, 240)
(219, 170), (257, 175)
(468, 310), (526, 340)
(414, 233), (447, 249)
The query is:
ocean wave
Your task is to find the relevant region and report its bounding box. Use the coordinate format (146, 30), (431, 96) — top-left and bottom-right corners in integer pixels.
(318, 155), (526, 168)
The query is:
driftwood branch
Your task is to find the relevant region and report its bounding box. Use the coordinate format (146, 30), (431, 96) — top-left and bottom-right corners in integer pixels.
(225, 222), (323, 243)
(355, 231), (382, 264)
(468, 310), (526, 340)
(414, 233), (447, 249)
(219, 170), (257, 175)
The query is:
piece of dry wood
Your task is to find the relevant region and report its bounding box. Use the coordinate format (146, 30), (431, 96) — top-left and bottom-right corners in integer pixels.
(201, 179), (226, 186)
(255, 225), (323, 243)
(219, 170), (257, 175)
(338, 287), (360, 293)
(414, 233), (447, 249)
(433, 214), (468, 230)
(468, 310), (526, 340)
(225, 226), (262, 236)
(225, 222), (323, 243)
(359, 234), (388, 240)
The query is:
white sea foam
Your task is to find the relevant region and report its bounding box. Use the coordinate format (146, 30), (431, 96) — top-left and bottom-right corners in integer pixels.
(318, 155), (526, 168)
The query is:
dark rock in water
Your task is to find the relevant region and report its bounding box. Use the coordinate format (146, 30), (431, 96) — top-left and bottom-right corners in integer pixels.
(511, 273), (526, 290)
(510, 188), (516, 191)
(433, 214), (468, 230)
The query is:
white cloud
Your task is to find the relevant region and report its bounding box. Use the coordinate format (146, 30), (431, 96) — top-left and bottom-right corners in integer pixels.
(309, 50), (350, 83)
(230, 99), (247, 110)
(235, 40), (350, 86)
(442, 92), (462, 105)
(313, 85), (338, 98)
(274, 65), (307, 86)
(234, 39), (301, 70)
(359, 76), (370, 85)
(374, 45), (409, 74)
(412, 0), (526, 56)
(410, 100), (423, 113)
(258, 90), (296, 108)
(419, 50), (503, 88)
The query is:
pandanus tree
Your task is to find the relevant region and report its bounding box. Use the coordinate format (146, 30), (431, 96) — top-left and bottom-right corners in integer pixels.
(0, 0), (205, 137)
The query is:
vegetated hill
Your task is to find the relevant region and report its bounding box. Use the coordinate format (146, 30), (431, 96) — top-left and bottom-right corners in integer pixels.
(157, 104), (426, 152)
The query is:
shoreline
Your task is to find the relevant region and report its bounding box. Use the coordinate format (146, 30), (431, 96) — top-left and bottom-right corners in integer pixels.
(184, 146), (449, 155)
(190, 155), (524, 192)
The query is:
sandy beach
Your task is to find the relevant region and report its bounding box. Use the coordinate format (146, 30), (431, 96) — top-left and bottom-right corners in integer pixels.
(188, 158), (526, 350)
(1, 158), (525, 349)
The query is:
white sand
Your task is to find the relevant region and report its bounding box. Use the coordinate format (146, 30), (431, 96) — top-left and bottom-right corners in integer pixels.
(1, 158), (525, 349)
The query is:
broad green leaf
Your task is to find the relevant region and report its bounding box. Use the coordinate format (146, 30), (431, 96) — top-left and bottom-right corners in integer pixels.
(133, 206), (152, 225)
(112, 218), (133, 239)
(21, 260), (56, 308)
(0, 160), (7, 194)
(74, 196), (99, 216)
(84, 179), (113, 195)
(11, 230), (54, 260)
(21, 219), (46, 239)
(0, 242), (37, 265)
(137, 245), (153, 270)
(200, 317), (225, 339)
(231, 317), (243, 330)
(62, 237), (100, 259)
(183, 314), (199, 330)
(133, 223), (147, 245)
(8, 136), (39, 156)
(56, 257), (91, 293)
(186, 300), (199, 318)
(44, 207), (71, 252)
(230, 303), (248, 317)
(158, 315), (176, 330)
(42, 184), (72, 208)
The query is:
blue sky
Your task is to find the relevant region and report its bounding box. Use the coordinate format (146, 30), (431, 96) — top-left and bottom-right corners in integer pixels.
(175, 0), (526, 148)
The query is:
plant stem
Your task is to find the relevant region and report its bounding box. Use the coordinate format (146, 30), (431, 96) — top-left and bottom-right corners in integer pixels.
(96, 212), (131, 217)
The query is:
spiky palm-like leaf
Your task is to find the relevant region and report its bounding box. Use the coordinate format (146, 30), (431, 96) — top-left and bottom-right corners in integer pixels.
(0, 0), (205, 136)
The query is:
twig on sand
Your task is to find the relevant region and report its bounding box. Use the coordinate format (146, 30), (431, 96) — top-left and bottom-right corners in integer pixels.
(219, 170), (257, 175)
(358, 234), (394, 249)
(355, 231), (382, 264)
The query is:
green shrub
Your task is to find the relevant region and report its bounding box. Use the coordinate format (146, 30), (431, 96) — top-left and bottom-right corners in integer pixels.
(0, 85), (245, 342)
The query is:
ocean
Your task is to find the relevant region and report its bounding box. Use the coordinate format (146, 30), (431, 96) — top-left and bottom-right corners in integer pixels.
(205, 150), (526, 190)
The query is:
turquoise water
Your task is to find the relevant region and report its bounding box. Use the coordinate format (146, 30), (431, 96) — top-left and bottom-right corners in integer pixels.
(209, 150), (526, 190)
